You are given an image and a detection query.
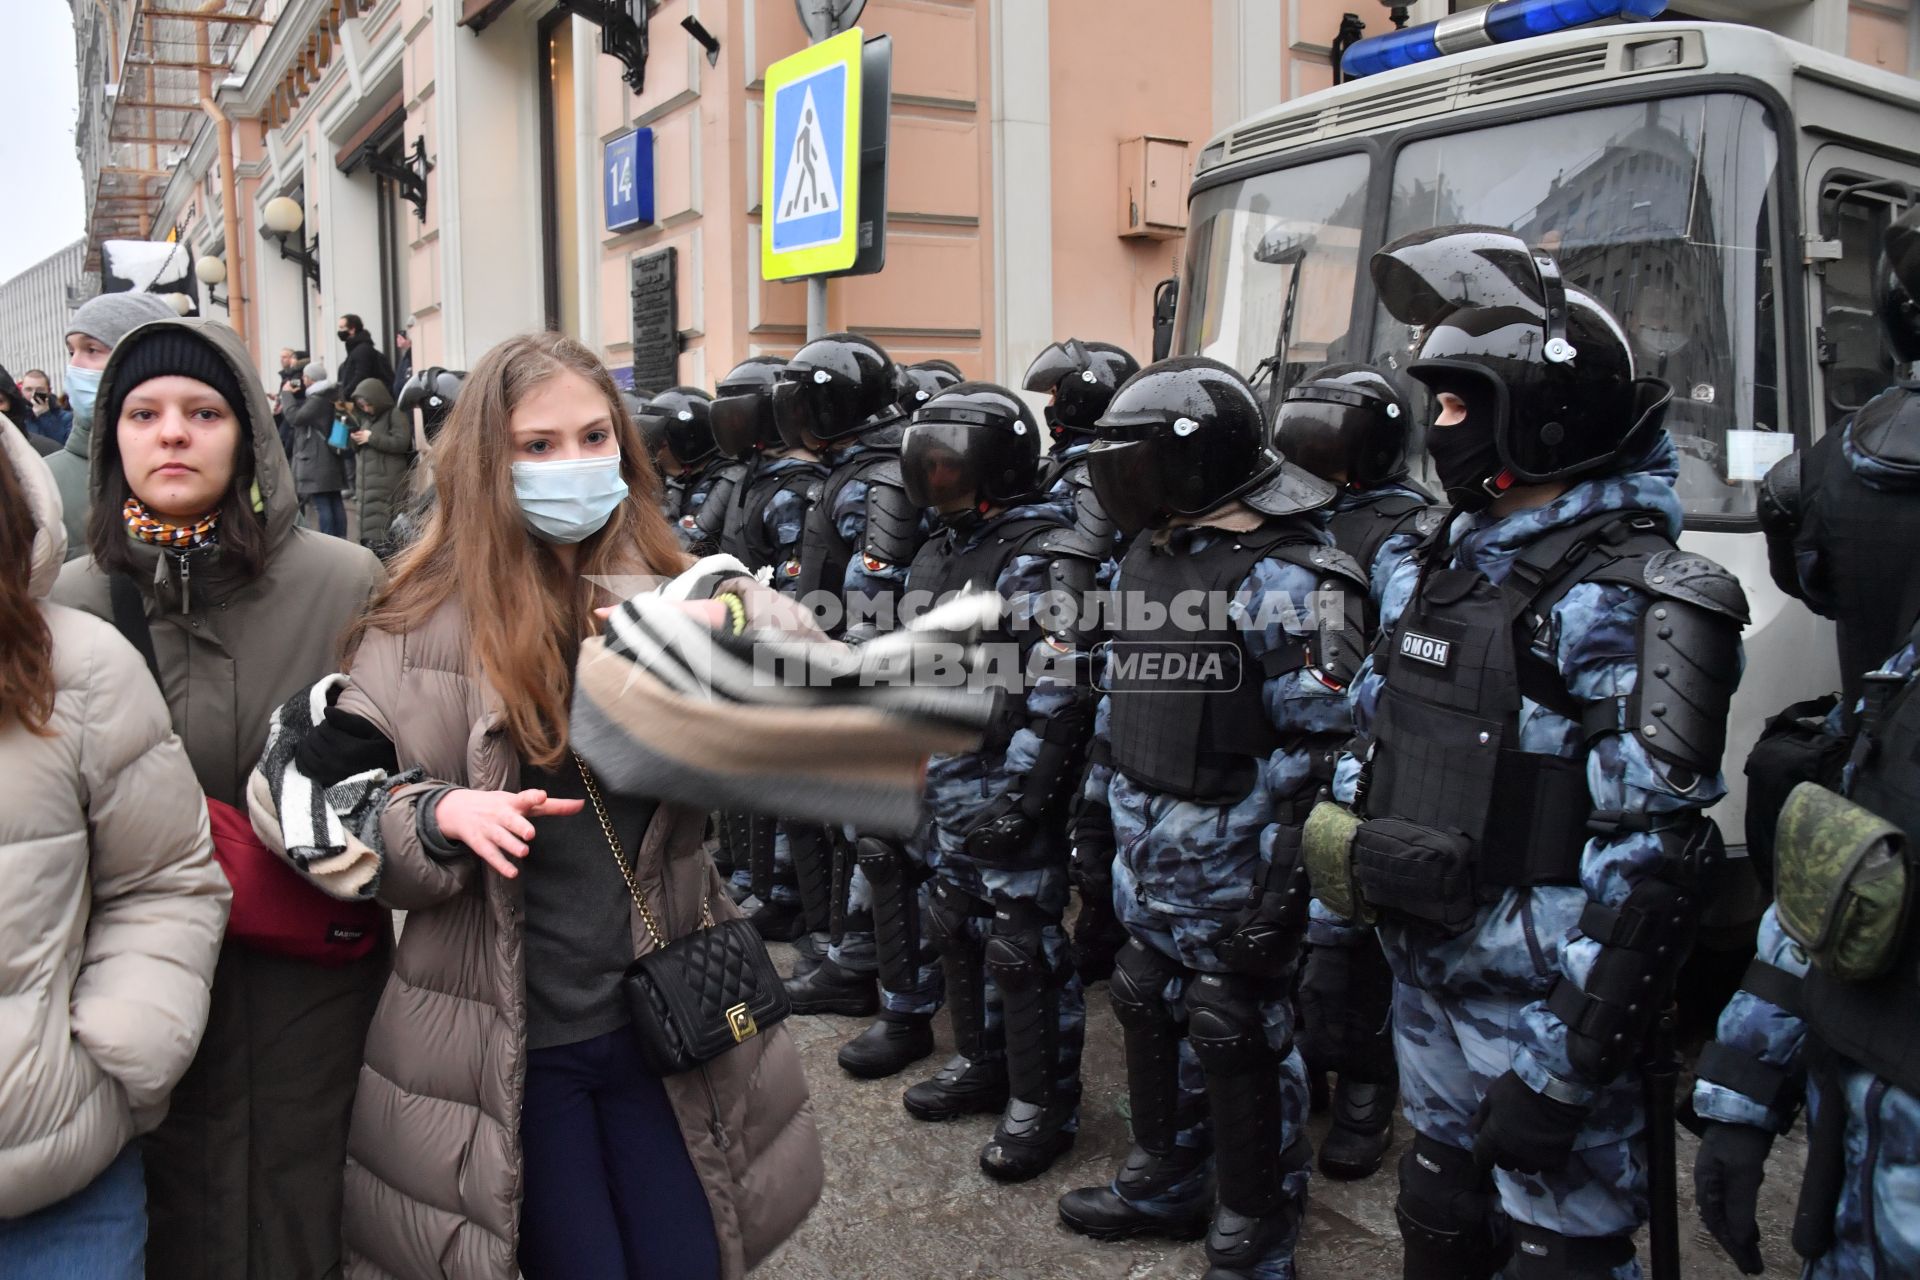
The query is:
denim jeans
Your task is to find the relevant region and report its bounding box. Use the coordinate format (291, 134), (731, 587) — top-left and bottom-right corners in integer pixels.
(308, 491), (347, 539)
(0, 1144), (145, 1280)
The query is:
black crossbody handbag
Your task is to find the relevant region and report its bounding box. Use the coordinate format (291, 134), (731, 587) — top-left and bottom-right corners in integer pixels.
(574, 753), (791, 1076)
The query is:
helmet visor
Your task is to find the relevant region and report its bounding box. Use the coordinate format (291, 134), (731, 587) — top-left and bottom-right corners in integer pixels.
(772, 373), (863, 448)
(901, 421), (981, 511)
(1022, 339), (1092, 393)
(711, 393), (768, 459)
(1273, 395), (1367, 484)
(1086, 438), (1166, 536)
(1372, 226), (1547, 329)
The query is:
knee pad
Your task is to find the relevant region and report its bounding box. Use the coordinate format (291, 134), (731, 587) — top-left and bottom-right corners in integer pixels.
(1506, 1224), (1636, 1280)
(1186, 973), (1277, 1075)
(1395, 1134), (1503, 1280)
(856, 835), (906, 888)
(925, 881), (984, 957)
(1110, 938), (1184, 1033)
(983, 904), (1052, 995)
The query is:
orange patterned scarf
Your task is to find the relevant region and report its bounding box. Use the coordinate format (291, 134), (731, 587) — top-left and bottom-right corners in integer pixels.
(123, 496), (220, 549)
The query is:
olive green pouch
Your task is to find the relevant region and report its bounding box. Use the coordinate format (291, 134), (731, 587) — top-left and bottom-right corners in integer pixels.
(1304, 800), (1373, 926)
(1775, 781), (1911, 982)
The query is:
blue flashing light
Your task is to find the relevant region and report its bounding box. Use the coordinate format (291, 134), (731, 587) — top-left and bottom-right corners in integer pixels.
(1342, 0), (1669, 80)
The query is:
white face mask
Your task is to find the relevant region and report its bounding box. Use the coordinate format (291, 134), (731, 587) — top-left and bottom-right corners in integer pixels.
(65, 363), (102, 425)
(510, 455), (629, 544)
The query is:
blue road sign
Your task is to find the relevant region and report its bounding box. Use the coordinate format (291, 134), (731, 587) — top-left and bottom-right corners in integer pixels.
(605, 128), (654, 233)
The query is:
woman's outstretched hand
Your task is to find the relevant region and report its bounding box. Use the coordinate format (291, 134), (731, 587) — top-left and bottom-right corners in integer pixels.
(434, 788), (584, 878)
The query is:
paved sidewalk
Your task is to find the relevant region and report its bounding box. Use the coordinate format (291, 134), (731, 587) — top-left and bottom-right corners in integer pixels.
(759, 943), (1808, 1280)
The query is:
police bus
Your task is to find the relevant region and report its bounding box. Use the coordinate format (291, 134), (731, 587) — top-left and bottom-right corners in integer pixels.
(1169, 16), (1920, 872)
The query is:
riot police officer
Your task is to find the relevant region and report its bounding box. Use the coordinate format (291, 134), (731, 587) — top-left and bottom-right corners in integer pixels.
(870, 382), (1105, 1180)
(1692, 623), (1920, 1279)
(706, 356), (832, 941)
(385, 367), (467, 555)
(1023, 337), (1139, 984)
(639, 386), (736, 556)
(775, 334), (943, 1076)
(1274, 363), (1438, 1182)
(1760, 204), (1920, 714)
(1057, 358), (1368, 1280)
(1311, 227), (1747, 1279)
(898, 359), (962, 415)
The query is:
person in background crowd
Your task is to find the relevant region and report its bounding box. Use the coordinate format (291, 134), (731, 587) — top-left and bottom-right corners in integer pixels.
(345, 376), (417, 557)
(390, 326), (413, 400)
(50, 316), (387, 1280)
(19, 369), (73, 447)
(0, 419), (228, 1280)
(273, 330), (819, 1280)
(646, 387), (728, 554)
(274, 346), (308, 462)
(334, 313), (393, 400)
(46, 292), (181, 560)
(288, 361), (350, 539)
(0, 368), (58, 456)
(1273, 363), (1438, 1184)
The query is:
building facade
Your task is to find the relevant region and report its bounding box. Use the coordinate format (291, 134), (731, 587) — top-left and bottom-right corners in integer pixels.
(0, 240), (95, 393)
(66, 0), (1920, 391)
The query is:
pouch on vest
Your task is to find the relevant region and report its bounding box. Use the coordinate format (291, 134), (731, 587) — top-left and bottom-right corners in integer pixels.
(1304, 800), (1373, 926)
(1352, 817), (1477, 936)
(1775, 781), (1911, 982)
(1744, 693), (1847, 891)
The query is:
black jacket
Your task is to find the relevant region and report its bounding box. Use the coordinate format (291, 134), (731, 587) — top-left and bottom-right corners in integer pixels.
(337, 334), (393, 400)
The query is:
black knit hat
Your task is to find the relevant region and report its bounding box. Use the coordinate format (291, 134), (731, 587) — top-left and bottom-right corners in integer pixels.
(102, 327), (253, 441)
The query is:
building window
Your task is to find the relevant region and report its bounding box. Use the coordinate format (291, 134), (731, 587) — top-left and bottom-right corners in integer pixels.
(539, 12), (582, 337)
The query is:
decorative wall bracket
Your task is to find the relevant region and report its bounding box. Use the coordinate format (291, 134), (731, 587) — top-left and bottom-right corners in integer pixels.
(261, 224), (322, 288)
(365, 137), (435, 222)
(558, 0), (655, 95)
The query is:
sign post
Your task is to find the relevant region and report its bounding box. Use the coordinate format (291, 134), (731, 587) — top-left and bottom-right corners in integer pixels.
(761, 21), (890, 340)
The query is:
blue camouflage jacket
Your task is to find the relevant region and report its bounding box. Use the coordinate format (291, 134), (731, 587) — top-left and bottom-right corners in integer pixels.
(1694, 636), (1920, 1132)
(920, 502), (1089, 837)
(1334, 434), (1736, 1106)
(1082, 512), (1356, 929)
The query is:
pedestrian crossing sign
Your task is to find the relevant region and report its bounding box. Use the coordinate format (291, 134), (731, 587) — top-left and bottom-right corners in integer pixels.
(762, 28), (865, 279)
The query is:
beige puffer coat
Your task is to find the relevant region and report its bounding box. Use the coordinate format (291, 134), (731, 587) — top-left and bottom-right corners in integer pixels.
(0, 424), (229, 1218)
(304, 598), (822, 1280)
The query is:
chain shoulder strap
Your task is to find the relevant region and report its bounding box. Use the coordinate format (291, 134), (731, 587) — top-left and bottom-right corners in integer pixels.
(572, 751), (712, 947)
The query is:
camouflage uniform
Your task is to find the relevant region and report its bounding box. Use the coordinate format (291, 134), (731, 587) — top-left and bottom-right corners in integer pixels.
(670, 462), (726, 553)
(1693, 637), (1920, 1280)
(1077, 519), (1357, 1280)
(1333, 437), (1733, 1279)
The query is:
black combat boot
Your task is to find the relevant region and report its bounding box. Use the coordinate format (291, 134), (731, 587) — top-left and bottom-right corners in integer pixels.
(902, 1054), (1008, 1121)
(1317, 1076), (1397, 1180)
(835, 1011), (933, 1079)
(783, 957), (878, 1018)
(749, 898), (807, 943)
(980, 1095), (1077, 1182)
(1057, 1144), (1212, 1241)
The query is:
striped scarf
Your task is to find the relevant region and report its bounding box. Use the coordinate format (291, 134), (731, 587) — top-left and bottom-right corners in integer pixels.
(124, 496), (220, 549)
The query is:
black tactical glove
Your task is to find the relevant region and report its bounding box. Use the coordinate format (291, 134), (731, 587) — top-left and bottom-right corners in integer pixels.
(1470, 1070), (1590, 1175)
(1067, 801), (1123, 983)
(964, 795), (1041, 865)
(1693, 1121), (1772, 1275)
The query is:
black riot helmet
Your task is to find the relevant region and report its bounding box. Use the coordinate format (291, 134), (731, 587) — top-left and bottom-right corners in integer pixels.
(1023, 338), (1141, 444)
(1273, 363), (1413, 489)
(397, 366), (466, 442)
(1877, 205), (1920, 365)
(1372, 225), (1669, 505)
(1086, 356), (1281, 535)
(711, 356), (788, 459)
(902, 382), (1044, 523)
(773, 332), (901, 449)
(639, 386), (717, 467)
(897, 361), (963, 415)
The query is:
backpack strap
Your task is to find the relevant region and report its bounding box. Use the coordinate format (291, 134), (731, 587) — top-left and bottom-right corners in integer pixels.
(108, 572), (161, 686)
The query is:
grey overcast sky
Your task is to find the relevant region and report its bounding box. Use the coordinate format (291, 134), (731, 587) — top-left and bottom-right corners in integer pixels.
(0, 4), (86, 284)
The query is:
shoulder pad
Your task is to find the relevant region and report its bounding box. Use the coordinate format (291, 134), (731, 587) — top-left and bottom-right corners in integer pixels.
(1025, 525), (1108, 563)
(1242, 461), (1338, 518)
(863, 456), (905, 489)
(1411, 507), (1445, 538)
(861, 463), (924, 567)
(1643, 549), (1751, 626)
(1756, 451), (1801, 537)
(1284, 541), (1370, 595)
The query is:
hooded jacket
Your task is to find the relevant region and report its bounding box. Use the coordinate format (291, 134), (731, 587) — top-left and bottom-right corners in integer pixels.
(289, 377), (349, 498)
(48, 317), (389, 1279)
(349, 376), (415, 552)
(0, 424), (229, 1217)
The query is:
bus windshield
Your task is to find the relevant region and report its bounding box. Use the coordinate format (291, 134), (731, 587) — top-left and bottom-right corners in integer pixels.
(1179, 93), (1786, 518)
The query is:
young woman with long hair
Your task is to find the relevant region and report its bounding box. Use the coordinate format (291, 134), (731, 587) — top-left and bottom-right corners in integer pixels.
(0, 421), (227, 1277)
(292, 331), (820, 1280)
(50, 316), (387, 1280)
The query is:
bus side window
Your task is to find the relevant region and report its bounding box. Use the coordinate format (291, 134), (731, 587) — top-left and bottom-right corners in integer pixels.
(1821, 181), (1913, 430)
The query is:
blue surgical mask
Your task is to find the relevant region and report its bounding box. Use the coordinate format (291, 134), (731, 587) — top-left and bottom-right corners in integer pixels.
(511, 455), (629, 544)
(65, 364), (102, 426)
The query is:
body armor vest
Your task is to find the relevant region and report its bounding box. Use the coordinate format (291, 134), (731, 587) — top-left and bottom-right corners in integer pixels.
(722, 460), (827, 570)
(794, 452), (896, 604)
(1797, 389), (1920, 708)
(1106, 523), (1323, 805)
(1364, 510), (1673, 892)
(907, 515), (1062, 606)
(1803, 654), (1920, 1094)
(1327, 492), (1432, 635)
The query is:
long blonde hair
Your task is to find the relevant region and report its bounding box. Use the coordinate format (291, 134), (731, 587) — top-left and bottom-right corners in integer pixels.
(346, 332), (690, 767)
